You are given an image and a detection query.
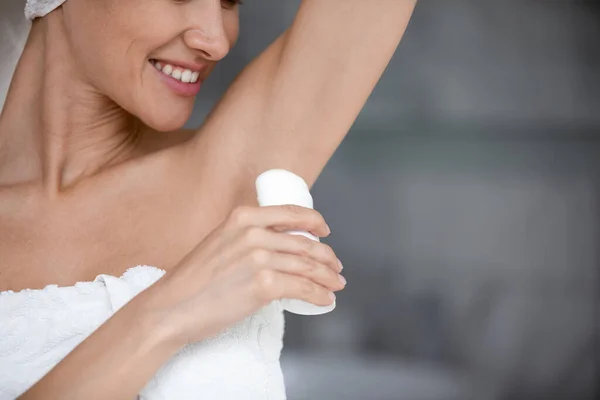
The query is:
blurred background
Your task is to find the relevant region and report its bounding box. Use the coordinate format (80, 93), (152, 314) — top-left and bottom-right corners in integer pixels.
(187, 1), (600, 399)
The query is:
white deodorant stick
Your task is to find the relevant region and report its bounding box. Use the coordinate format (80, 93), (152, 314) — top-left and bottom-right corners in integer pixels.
(256, 169), (336, 316)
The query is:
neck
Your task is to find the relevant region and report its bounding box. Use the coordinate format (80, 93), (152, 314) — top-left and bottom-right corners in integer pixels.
(0, 11), (141, 194)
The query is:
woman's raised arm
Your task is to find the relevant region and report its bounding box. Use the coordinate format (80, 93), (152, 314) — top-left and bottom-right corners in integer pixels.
(193, 0), (417, 188)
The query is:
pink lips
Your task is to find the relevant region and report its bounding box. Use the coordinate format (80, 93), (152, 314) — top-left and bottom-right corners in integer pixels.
(150, 60), (204, 97)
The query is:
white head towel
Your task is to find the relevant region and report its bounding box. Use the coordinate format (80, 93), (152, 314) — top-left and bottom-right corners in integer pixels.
(25, 0), (68, 21)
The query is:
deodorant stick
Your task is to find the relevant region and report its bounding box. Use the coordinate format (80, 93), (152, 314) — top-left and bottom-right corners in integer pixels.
(255, 169), (336, 315)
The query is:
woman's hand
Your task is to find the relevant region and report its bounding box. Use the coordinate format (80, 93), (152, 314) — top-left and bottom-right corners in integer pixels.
(20, 205), (344, 400)
(145, 205), (346, 345)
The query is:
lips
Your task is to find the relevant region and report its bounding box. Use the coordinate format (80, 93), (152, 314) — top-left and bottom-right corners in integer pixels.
(149, 58), (205, 97)
(149, 59), (202, 84)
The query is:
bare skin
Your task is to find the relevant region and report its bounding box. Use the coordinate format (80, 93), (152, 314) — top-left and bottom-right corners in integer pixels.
(0, 0), (417, 398)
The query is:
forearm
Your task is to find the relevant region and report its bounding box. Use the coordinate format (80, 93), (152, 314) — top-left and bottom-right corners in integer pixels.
(19, 290), (181, 400)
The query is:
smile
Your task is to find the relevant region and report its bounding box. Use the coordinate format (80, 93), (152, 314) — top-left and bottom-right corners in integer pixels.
(149, 59), (201, 84)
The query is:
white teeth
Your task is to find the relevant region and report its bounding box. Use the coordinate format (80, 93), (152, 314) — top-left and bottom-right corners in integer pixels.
(152, 60), (200, 84)
(171, 69), (182, 80)
(181, 69), (192, 83)
(162, 64), (173, 76)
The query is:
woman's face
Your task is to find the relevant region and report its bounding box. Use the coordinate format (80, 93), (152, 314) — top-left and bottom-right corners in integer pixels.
(61, 0), (241, 131)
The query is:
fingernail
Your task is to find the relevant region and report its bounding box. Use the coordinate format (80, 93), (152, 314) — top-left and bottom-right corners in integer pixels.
(339, 275), (347, 286)
(325, 224), (332, 235)
(337, 259), (343, 271)
(329, 292), (337, 302)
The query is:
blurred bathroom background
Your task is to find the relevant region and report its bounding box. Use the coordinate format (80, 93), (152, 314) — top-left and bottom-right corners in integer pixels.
(187, 1), (600, 399)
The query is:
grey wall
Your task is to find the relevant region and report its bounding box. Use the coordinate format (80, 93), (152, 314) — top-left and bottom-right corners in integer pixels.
(188, 1), (600, 399)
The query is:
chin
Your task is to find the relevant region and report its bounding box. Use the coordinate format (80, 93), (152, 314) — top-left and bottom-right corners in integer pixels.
(141, 105), (194, 133)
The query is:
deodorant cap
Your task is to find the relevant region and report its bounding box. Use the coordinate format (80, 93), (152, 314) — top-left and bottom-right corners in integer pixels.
(256, 169), (313, 209)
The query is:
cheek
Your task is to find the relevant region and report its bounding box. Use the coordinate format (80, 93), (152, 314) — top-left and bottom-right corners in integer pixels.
(63, 1), (125, 78)
(64, 20), (141, 108)
(66, 15), (190, 129)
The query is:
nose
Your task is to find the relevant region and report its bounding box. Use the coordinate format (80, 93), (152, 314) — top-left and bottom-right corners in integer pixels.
(183, 13), (231, 61)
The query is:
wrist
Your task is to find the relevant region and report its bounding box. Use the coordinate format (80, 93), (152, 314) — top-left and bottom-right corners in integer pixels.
(126, 287), (187, 354)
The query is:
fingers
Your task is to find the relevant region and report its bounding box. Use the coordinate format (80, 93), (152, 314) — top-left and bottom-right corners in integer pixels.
(225, 205), (345, 309)
(246, 249), (345, 292)
(228, 205), (331, 238)
(249, 229), (341, 273)
(253, 269), (337, 307)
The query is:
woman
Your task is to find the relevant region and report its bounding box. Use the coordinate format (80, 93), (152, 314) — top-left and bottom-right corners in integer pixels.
(0, 0), (416, 398)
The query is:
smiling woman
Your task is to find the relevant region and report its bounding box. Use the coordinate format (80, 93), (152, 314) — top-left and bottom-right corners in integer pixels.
(0, 0), (416, 399)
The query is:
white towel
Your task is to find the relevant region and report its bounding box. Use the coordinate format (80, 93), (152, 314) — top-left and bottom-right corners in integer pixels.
(0, 266), (287, 399)
(25, 0), (68, 21)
